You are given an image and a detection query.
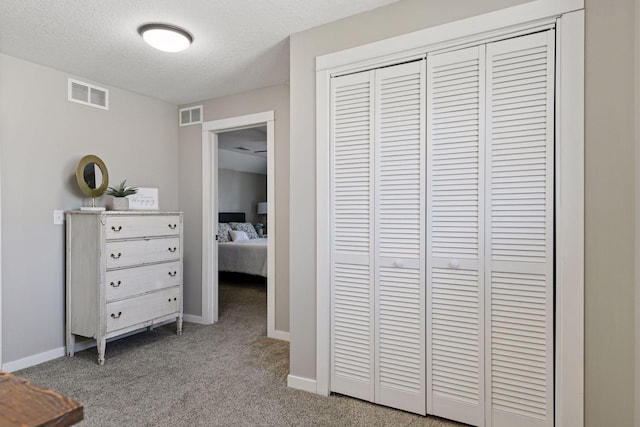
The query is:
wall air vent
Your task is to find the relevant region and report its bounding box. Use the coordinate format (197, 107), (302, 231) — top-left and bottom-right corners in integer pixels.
(68, 78), (109, 110)
(179, 105), (203, 126)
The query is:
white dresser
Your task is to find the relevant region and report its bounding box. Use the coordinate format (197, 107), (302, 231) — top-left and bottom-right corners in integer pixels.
(65, 211), (183, 365)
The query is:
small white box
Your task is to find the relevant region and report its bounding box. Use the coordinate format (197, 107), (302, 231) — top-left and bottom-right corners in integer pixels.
(127, 187), (159, 210)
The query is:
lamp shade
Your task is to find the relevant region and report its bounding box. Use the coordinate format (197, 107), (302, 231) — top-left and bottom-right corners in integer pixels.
(257, 202), (268, 215)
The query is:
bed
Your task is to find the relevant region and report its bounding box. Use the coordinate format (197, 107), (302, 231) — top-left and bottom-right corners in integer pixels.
(217, 212), (268, 277)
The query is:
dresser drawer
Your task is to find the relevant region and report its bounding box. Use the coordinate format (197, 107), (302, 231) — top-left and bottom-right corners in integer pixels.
(105, 262), (180, 302)
(105, 215), (180, 240)
(106, 237), (179, 269)
(106, 287), (180, 332)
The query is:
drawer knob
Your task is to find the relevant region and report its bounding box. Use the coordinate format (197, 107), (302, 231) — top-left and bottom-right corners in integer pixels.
(110, 252), (122, 259)
(110, 280), (121, 288)
(168, 247), (177, 253)
(111, 312), (122, 319)
(111, 225), (122, 232)
(168, 271), (177, 277)
(168, 224), (177, 230)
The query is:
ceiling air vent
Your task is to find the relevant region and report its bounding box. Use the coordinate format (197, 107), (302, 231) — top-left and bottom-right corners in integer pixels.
(68, 78), (109, 110)
(179, 105), (203, 126)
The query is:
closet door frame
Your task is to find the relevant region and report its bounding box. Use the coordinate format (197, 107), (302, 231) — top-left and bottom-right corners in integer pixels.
(315, 2), (584, 426)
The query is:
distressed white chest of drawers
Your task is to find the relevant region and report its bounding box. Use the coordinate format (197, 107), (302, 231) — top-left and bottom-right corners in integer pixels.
(65, 211), (183, 365)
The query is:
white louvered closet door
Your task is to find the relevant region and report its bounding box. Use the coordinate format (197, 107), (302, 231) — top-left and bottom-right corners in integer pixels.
(374, 61), (426, 415)
(426, 46), (485, 426)
(330, 70), (375, 402)
(485, 30), (555, 427)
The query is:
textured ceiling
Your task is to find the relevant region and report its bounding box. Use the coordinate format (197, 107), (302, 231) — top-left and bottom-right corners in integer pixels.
(0, 0), (398, 105)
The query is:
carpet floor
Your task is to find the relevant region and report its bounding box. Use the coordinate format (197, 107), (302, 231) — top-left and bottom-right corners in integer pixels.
(16, 277), (464, 427)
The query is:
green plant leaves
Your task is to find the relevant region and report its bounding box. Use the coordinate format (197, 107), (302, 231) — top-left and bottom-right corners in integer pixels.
(105, 179), (138, 197)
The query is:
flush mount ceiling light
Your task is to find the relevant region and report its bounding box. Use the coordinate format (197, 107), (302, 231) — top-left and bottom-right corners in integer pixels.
(138, 23), (193, 53)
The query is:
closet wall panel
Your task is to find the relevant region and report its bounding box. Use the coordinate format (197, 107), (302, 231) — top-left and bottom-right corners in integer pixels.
(426, 45), (485, 426)
(485, 31), (555, 427)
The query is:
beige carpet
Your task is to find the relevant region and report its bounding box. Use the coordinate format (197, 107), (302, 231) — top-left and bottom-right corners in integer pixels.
(16, 276), (464, 427)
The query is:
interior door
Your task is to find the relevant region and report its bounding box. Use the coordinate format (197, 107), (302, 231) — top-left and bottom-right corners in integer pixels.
(330, 60), (426, 414)
(330, 70), (376, 402)
(426, 45), (486, 426)
(485, 30), (555, 427)
(374, 60), (426, 415)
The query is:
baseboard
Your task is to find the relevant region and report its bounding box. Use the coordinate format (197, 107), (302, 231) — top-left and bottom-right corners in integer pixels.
(2, 346), (66, 372)
(287, 374), (317, 393)
(183, 314), (205, 324)
(269, 329), (290, 342)
(2, 323), (175, 372)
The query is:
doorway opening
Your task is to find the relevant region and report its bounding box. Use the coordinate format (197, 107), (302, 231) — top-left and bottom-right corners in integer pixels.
(201, 111), (277, 338)
(217, 127), (268, 318)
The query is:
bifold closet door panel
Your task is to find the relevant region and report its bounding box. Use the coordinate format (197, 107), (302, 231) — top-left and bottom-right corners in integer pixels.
(374, 60), (426, 415)
(426, 45), (485, 426)
(330, 70), (376, 401)
(485, 30), (555, 427)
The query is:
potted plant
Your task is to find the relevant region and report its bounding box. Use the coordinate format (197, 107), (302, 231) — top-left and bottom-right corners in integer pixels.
(106, 180), (138, 210)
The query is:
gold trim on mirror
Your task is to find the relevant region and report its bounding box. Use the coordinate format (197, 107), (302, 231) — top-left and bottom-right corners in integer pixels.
(76, 154), (109, 198)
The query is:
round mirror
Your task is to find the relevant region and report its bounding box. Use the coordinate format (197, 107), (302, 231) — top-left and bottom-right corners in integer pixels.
(76, 155), (109, 198)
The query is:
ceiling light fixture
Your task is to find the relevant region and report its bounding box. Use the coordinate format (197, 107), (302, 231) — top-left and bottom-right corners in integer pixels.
(138, 23), (193, 53)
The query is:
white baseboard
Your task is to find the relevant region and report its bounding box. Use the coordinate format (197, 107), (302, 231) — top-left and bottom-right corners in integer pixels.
(2, 323), (175, 372)
(183, 314), (205, 324)
(2, 346), (65, 372)
(269, 329), (290, 342)
(287, 374), (317, 393)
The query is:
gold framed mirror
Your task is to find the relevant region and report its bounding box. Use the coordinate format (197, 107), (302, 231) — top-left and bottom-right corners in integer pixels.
(76, 155), (109, 208)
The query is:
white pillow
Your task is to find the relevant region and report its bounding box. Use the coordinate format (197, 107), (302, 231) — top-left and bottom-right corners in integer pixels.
(229, 230), (250, 242)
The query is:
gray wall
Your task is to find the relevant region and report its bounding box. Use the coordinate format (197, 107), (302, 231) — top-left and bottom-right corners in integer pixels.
(178, 84), (290, 333)
(584, 0), (635, 425)
(289, 0), (636, 426)
(0, 53), (179, 363)
(218, 168), (267, 225)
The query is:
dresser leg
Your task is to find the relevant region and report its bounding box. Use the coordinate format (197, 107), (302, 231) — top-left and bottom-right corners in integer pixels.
(66, 333), (75, 357)
(177, 316), (183, 335)
(97, 337), (106, 365)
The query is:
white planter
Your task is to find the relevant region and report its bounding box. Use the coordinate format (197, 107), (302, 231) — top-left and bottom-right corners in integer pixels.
(109, 197), (129, 211)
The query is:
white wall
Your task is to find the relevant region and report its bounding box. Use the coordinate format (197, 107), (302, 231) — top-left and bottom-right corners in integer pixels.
(178, 84), (289, 332)
(289, 0), (637, 426)
(0, 53), (179, 364)
(218, 168), (267, 225)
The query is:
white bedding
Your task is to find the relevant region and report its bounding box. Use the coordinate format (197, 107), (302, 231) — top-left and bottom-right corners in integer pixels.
(218, 237), (268, 277)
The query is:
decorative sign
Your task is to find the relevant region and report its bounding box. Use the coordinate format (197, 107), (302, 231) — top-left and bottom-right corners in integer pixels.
(127, 187), (159, 210)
